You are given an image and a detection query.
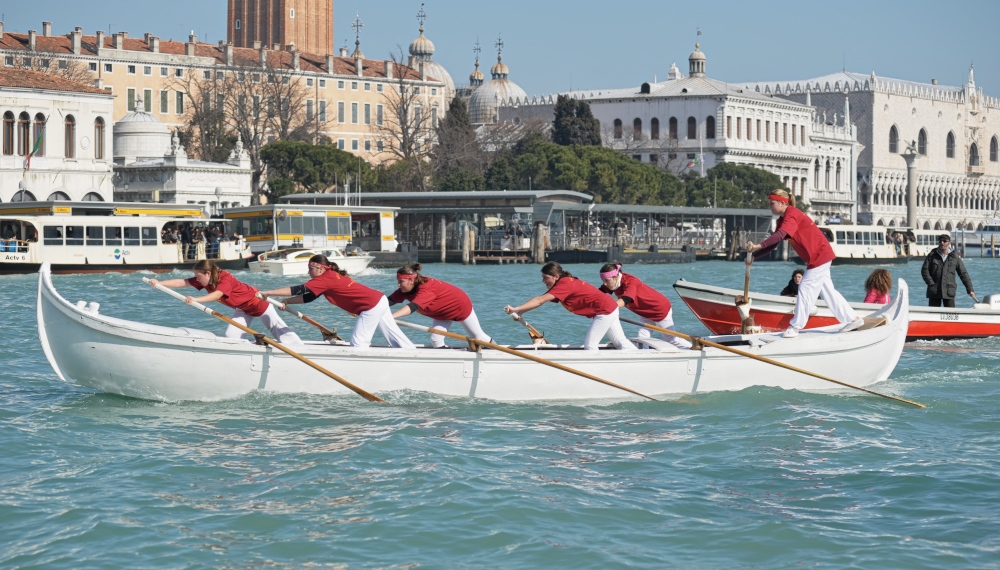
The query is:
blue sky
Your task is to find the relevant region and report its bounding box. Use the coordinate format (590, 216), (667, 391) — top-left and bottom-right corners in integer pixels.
(3, 0), (998, 96)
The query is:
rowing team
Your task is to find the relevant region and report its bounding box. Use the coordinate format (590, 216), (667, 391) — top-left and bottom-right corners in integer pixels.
(148, 257), (693, 351)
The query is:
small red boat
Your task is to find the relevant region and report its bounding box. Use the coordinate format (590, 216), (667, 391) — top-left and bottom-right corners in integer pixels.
(674, 279), (1000, 340)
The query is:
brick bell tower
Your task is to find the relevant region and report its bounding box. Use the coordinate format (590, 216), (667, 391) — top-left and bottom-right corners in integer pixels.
(228, 0), (334, 55)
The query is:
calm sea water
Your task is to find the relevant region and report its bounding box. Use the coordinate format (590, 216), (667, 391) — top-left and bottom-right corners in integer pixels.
(3, 258), (1000, 569)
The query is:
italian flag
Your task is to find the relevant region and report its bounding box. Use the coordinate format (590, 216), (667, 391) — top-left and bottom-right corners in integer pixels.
(24, 122), (46, 172)
(686, 156), (700, 169)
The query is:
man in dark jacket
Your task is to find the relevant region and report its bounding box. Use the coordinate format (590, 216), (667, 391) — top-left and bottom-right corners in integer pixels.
(921, 234), (975, 307)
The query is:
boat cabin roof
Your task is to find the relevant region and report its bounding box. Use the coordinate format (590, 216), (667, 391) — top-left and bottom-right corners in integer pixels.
(0, 201), (208, 219)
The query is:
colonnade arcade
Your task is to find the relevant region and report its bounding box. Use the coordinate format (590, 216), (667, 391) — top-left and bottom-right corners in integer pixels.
(864, 168), (1000, 229)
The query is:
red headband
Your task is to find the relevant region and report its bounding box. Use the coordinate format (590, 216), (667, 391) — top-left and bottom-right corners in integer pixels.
(396, 273), (418, 280)
(768, 194), (789, 203)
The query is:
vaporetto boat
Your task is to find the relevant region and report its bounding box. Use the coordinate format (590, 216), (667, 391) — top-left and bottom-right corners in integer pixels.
(37, 264), (909, 403)
(1, 201), (252, 274)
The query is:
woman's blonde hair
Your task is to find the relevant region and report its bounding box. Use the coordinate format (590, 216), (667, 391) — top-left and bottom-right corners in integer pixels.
(865, 268), (892, 296)
(770, 188), (796, 208)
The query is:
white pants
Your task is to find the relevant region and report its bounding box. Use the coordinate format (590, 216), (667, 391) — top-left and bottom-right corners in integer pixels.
(584, 308), (637, 350)
(636, 309), (693, 349)
(226, 304), (302, 344)
(352, 296), (416, 349)
(791, 261), (858, 330)
(429, 308), (491, 348)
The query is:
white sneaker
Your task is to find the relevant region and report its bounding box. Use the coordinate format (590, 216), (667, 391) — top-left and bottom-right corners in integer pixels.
(841, 318), (864, 332)
(782, 327), (799, 338)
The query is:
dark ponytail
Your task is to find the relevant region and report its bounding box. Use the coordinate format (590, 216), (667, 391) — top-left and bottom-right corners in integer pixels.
(541, 261), (573, 280)
(310, 254), (348, 276)
(396, 263), (428, 285)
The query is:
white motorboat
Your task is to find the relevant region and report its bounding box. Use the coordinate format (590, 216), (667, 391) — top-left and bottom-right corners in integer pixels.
(247, 247), (374, 276)
(37, 264), (910, 403)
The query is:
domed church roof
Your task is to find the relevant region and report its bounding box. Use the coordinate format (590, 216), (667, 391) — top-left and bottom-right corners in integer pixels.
(469, 41), (526, 124)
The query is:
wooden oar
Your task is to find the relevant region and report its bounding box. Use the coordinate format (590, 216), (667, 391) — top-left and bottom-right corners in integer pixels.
(510, 312), (550, 344)
(736, 250), (756, 333)
(395, 319), (657, 401)
(620, 316), (924, 408)
(257, 294), (343, 341)
(144, 278), (383, 403)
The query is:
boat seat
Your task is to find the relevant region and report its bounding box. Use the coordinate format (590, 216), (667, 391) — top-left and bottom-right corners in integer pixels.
(857, 317), (887, 331)
(178, 327), (217, 338)
(632, 338), (683, 351)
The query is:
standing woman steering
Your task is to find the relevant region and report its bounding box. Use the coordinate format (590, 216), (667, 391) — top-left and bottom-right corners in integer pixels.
(746, 189), (861, 338)
(504, 262), (636, 350)
(260, 254), (415, 349)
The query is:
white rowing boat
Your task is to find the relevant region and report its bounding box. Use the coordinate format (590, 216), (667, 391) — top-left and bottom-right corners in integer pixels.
(36, 263), (910, 403)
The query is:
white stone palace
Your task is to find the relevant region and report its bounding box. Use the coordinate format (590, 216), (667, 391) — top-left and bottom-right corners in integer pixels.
(740, 66), (1000, 230)
(0, 67), (113, 202)
(497, 44), (860, 222)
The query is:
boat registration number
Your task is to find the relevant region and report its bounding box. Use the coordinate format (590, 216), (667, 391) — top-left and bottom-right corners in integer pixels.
(2, 253), (28, 262)
(939, 313), (959, 321)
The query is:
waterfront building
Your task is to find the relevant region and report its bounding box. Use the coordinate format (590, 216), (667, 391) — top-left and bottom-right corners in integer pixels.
(740, 67), (1000, 230)
(0, 67), (113, 202)
(0, 17), (448, 165)
(497, 44), (859, 223)
(112, 102), (253, 210)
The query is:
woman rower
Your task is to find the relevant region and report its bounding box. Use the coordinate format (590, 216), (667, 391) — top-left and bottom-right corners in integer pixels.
(389, 263), (492, 347)
(598, 262), (692, 349)
(149, 260), (301, 344)
(504, 261), (636, 350)
(746, 188), (861, 338)
(259, 254), (415, 349)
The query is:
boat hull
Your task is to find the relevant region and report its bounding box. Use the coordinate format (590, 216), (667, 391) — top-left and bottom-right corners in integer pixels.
(247, 248), (375, 276)
(675, 279), (998, 340)
(37, 266), (909, 402)
(2, 257), (248, 275)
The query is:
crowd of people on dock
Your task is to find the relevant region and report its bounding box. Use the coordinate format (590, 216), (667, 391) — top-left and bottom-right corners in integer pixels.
(147, 188), (978, 349)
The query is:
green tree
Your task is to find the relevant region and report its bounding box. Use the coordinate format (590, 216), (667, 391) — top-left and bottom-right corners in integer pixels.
(432, 97), (484, 191)
(690, 163), (786, 208)
(552, 95), (601, 146)
(260, 140), (374, 201)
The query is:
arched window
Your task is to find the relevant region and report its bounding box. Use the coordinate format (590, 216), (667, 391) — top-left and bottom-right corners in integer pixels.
(82, 192), (105, 202)
(18, 112), (30, 156)
(47, 191), (71, 201)
(11, 190), (36, 202)
(633, 118), (642, 139)
(64, 115), (76, 158)
(946, 131), (955, 158)
(668, 117), (678, 140)
(970, 143), (980, 166)
(991, 136), (998, 162)
(706, 116), (716, 139)
(889, 125), (898, 153)
(687, 117), (697, 139)
(94, 117), (105, 160)
(2, 112), (13, 156)
(650, 118), (659, 140)
(836, 161), (842, 190)
(918, 128), (927, 155)
(235, 19), (241, 30)
(32, 113), (45, 157)
(825, 159), (831, 189)
(613, 118), (622, 139)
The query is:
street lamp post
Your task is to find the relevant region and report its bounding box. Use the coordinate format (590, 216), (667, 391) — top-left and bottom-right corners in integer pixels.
(214, 187), (223, 217)
(17, 181), (28, 202)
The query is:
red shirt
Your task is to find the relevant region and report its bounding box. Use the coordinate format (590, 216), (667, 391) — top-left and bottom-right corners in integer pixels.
(388, 277), (473, 321)
(864, 290), (891, 304)
(188, 270), (267, 317)
(774, 206), (835, 269)
(599, 272), (671, 321)
(304, 270), (384, 314)
(547, 276), (618, 318)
